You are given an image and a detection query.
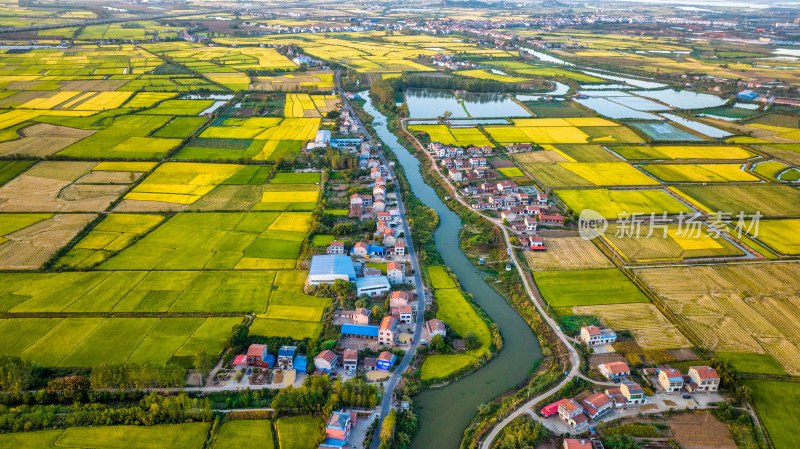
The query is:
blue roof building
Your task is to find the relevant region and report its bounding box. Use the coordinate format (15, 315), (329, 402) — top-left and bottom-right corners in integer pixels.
(341, 324), (380, 339)
(294, 355), (307, 372)
(355, 275), (391, 297)
(308, 255), (357, 285)
(377, 351), (396, 371)
(737, 90), (759, 101)
(264, 354), (275, 368)
(367, 245), (384, 256)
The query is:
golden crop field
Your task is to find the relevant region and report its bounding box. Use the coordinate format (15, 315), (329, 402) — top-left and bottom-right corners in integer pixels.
(637, 262), (800, 373)
(524, 237), (613, 271)
(573, 303), (690, 349)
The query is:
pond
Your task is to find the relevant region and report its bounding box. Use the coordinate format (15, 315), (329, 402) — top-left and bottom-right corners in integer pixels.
(405, 88), (532, 118)
(581, 70), (667, 89)
(633, 89), (727, 109)
(661, 113), (732, 138)
(575, 97), (661, 120)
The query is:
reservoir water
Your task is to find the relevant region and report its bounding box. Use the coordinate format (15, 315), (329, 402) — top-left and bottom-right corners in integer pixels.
(361, 94), (542, 449)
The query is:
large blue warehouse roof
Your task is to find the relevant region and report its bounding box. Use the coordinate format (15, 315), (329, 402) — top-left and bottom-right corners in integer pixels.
(341, 324), (380, 337)
(309, 255), (356, 280)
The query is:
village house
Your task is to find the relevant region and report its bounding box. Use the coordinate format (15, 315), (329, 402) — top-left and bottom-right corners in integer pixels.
(620, 381), (645, 404)
(363, 267), (382, 277)
(342, 350), (358, 372)
(537, 192), (548, 205)
(496, 180), (519, 193)
(350, 193), (372, 207)
(320, 410), (357, 448)
(387, 261), (405, 284)
(524, 216), (538, 232)
(379, 316), (397, 345)
(426, 319), (446, 339)
(562, 439), (593, 449)
(390, 291), (416, 310)
(394, 239), (406, 255)
(327, 241), (345, 255)
(579, 325), (617, 346)
(353, 307), (371, 325)
(520, 236), (545, 251)
(373, 200), (386, 213)
(391, 305), (414, 323)
(540, 213), (565, 227)
(599, 361), (630, 380)
(580, 392), (612, 420)
(314, 350), (338, 373)
(505, 143), (533, 153)
(363, 357), (377, 371)
(658, 368), (684, 392)
(245, 344), (272, 368)
(604, 388), (627, 408)
(353, 242), (369, 258)
(278, 346), (297, 370)
(382, 228), (396, 247)
(687, 366), (720, 392)
(377, 351), (396, 371)
(448, 168), (464, 182)
(558, 399), (588, 429)
(469, 157), (487, 167)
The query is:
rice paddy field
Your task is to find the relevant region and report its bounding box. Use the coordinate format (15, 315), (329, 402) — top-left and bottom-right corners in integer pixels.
(485, 117), (642, 145)
(745, 380), (800, 449)
(554, 188), (691, 218)
(639, 163), (760, 183)
(670, 184), (800, 217)
(600, 223), (745, 262)
(409, 124), (493, 147)
(636, 262), (800, 374)
(572, 303), (690, 349)
(612, 145), (756, 161)
(0, 423), (211, 449)
(534, 269), (650, 314)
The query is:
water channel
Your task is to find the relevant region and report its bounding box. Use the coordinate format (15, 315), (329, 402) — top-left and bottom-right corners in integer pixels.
(361, 94), (543, 449)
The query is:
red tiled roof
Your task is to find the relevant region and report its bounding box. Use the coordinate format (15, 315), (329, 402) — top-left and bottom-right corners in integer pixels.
(604, 361), (630, 374)
(691, 366), (719, 379)
(564, 438), (593, 449)
(343, 350), (358, 361)
(387, 261), (402, 272)
(247, 344), (267, 357)
(315, 350), (337, 363)
(561, 398), (582, 413)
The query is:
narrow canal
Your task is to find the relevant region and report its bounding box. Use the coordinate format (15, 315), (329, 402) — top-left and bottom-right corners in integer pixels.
(361, 94), (543, 448)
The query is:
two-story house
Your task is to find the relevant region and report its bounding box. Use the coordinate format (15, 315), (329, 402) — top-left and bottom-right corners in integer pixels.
(688, 366), (719, 392)
(579, 325), (617, 346)
(379, 316), (397, 345)
(658, 368), (684, 392)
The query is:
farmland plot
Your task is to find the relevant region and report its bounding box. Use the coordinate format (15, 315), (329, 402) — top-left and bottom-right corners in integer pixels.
(0, 161), (144, 212)
(57, 114), (182, 159)
(573, 303), (690, 349)
(534, 269), (649, 312)
(0, 213), (95, 269)
(99, 212), (309, 270)
(636, 263), (800, 373)
(524, 237), (613, 271)
(554, 188), (690, 218)
(601, 223), (745, 262)
(0, 123), (95, 157)
(671, 184), (800, 217)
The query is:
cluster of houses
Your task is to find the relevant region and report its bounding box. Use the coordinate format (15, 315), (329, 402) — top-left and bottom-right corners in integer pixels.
(233, 344), (308, 373)
(312, 347), (397, 375)
(542, 382), (646, 430)
(309, 254), (407, 298)
(650, 366), (720, 393)
(337, 291), (420, 346)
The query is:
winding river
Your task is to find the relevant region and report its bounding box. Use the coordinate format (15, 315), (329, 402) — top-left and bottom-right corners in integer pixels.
(361, 95), (543, 448)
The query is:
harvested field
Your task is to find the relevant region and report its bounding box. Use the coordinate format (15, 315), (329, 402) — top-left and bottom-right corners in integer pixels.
(573, 303), (690, 349)
(0, 161), (134, 212)
(512, 151), (570, 164)
(601, 223), (745, 262)
(0, 213), (95, 269)
(0, 123), (94, 157)
(524, 237), (613, 270)
(636, 263), (800, 373)
(668, 412), (737, 449)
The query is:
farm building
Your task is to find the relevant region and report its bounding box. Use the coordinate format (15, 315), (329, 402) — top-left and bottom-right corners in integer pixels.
(294, 355), (307, 373)
(278, 346), (297, 370)
(308, 255), (357, 285)
(341, 323), (380, 340)
(314, 350), (338, 373)
(356, 275), (391, 297)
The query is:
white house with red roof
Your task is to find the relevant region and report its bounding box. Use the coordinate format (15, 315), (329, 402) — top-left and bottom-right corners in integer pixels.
(425, 319), (446, 339)
(327, 241), (345, 255)
(387, 261), (404, 284)
(599, 361), (630, 380)
(314, 350), (339, 373)
(580, 392), (612, 420)
(579, 325), (617, 346)
(659, 368), (685, 392)
(688, 366), (720, 392)
(379, 316), (397, 346)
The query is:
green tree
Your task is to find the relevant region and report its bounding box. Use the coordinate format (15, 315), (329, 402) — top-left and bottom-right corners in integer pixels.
(494, 416), (545, 449)
(464, 332), (482, 351)
(0, 356), (35, 392)
(605, 434), (639, 449)
(193, 350), (214, 386)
